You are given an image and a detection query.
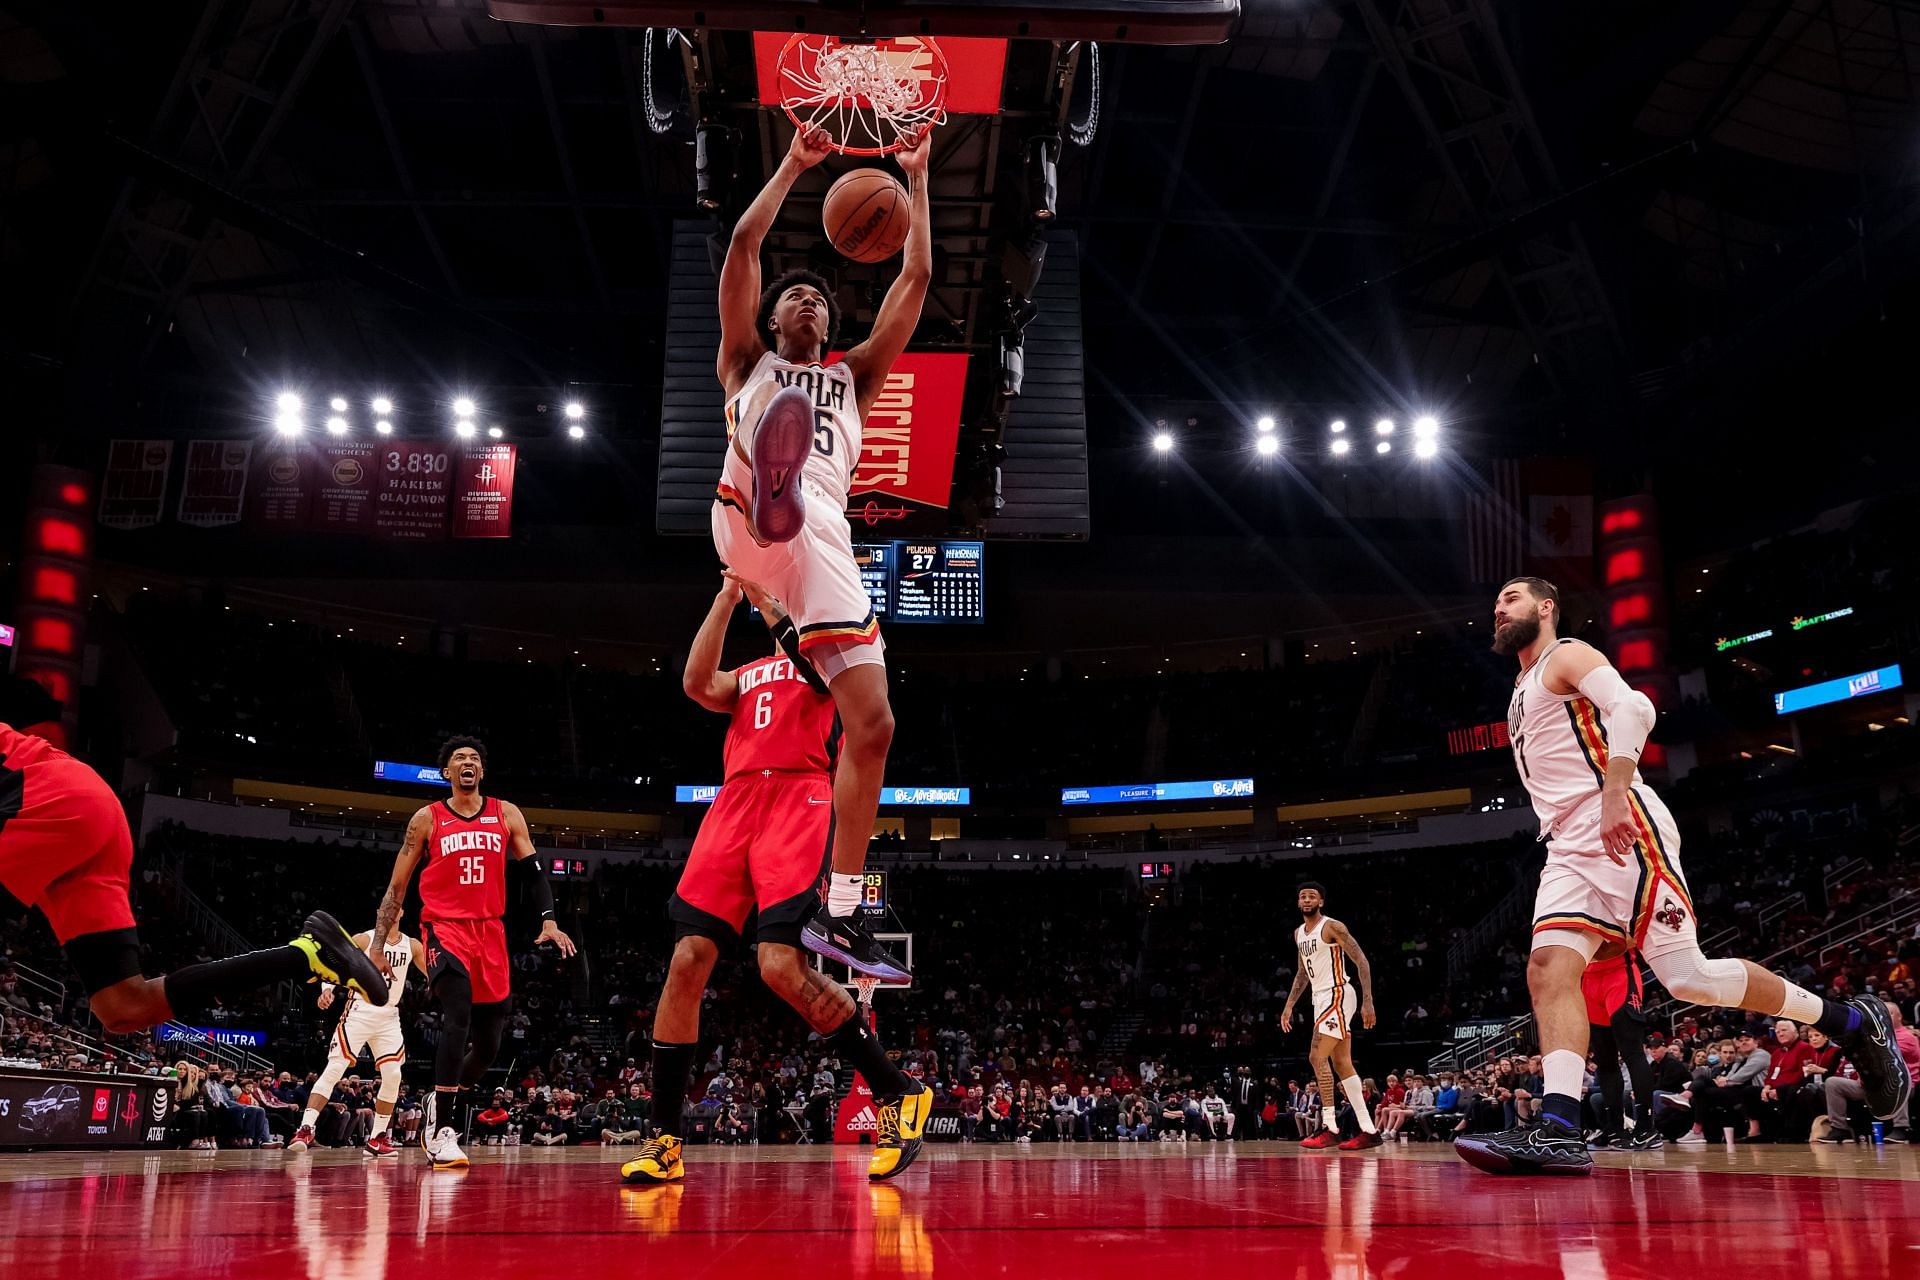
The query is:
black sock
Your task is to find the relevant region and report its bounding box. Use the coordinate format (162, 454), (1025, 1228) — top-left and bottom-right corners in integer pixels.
(162, 945), (308, 1021)
(1813, 998), (1862, 1040)
(830, 1016), (913, 1103)
(650, 1040), (696, 1138)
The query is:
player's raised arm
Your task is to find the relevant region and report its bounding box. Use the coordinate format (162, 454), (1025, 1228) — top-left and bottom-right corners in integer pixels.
(370, 808), (431, 975)
(718, 125), (835, 394)
(684, 578), (746, 713)
(723, 569), (827, 694)
(845, 131), (933, 420)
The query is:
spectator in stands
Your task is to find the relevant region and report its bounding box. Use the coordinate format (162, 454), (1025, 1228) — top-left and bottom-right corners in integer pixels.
(256, 1072), (300, 1141)
(1157, 1089), (1189, 1142)
(1118, 1092), (1152, 1141)
(1290, 1079), (1319, 1138)
(1373, 1074), (1408, 1136)
(1048, 1083), (1076, 1141)
(1228, 1066), (1260, 1139)
(1422, 1072), (1464, 1141)
(1753, 1020), (1818, 1141)
(206, 1067), (271, 1148)
(1198, 1085), (1231, 1139)
(394, 1087), (423, 1143)
(474, 1091), (515, 1145)
(174, 1062), (215, 1149)
(1679, 1031), (1771, 1144)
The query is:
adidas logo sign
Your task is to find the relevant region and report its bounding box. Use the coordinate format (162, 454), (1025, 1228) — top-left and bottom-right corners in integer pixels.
(846, 1107), (878, 1133)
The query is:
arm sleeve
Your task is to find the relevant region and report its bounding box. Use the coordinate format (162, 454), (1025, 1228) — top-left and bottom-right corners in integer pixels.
(523, 857), (556, 920)
(1575, 662), (1657, 762)
(769, 615), (829, 694)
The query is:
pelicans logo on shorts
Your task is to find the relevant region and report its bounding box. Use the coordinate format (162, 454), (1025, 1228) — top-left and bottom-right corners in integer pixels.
(1655, 897), (1687, 932)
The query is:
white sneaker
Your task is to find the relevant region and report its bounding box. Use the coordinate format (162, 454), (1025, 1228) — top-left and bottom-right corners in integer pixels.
(1675, 1132), (1708, 1146)
(424, 1126), (470, 1168)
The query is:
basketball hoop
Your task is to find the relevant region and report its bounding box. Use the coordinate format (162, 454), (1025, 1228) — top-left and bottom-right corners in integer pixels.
(853, 973), (883, 1010)
(773, 34), (948, 157)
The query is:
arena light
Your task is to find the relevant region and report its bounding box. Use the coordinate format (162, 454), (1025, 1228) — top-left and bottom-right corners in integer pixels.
(1414, 437), (1439, 459)
(1255, 435), (1278, 457)
(371, 395), (393, 415)
(565, 401), (585, 420)
(1376, 440), (1392, 455)
(1374, 418), (1395, 436)
(374, 419), (394, 435)
(1330, 437), (1350, 456)
(1413, 414), (1439, 439)
(453, 397), (476, 418)
(1329, 419), (1347, 434)
(1255, 415), (1276, 434)
(325, 416), (348, 436)
(329, 396), (349, 412)
(276, 391), (301, 414)
(1152, 431), (1174, 454)
(487, 425), (505, 440)
(567, 423), (586, 441)
(274, 414), (304, 436)
(454, 420), (477, 440)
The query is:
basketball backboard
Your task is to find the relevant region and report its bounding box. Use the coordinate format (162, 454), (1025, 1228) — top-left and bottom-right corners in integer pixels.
(486, 1), (1240, 45)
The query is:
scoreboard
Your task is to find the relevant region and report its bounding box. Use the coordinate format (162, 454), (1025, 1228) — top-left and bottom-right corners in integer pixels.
(851, 540), (985, 624)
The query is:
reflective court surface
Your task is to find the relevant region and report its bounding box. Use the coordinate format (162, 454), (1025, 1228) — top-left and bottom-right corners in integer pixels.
(5, 1143), (1920, 1279)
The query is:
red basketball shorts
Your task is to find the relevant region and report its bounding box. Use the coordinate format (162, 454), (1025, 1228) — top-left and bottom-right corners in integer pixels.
(422, 917), (512, 1005)
(1582, 954), (1641, 1027)
(670, 771), (834, 948)
(0, 752), (136, 943)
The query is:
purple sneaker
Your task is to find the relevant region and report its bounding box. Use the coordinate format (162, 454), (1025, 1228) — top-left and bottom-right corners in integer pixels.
(750, 386), (814, 544)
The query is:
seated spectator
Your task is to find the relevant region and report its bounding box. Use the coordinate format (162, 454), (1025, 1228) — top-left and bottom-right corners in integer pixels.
(1680, 1031), (1770, 1144)
(1048, 1084), (1076, 1141)
(474, 1091), (516, 1145)
(1198, 1085), (1232, 1140)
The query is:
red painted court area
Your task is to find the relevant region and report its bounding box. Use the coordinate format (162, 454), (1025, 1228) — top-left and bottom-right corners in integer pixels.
(4, 1144), (1920, 1279)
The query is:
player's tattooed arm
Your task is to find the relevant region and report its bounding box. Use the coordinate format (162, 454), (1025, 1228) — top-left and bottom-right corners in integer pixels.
(1279, 958), (1310, 1032)
(793, 965), (857, 1034)
(370, 808), (430, 973)
(1327, 919), (1378, 1029)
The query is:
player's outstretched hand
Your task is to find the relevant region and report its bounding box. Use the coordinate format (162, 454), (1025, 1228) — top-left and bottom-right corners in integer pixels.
(369, 942), (394, 978)
(1280, 1008), (1294, 1034)
(789, 124), (834, 169)
(896, 129), (931, 178)
(717, 575), (744, 607)
(316, 987), (335, 1011)
(1361, 999), (1377, 1030)
(538, 920), (578, 958)
(721, 569), (785, 620)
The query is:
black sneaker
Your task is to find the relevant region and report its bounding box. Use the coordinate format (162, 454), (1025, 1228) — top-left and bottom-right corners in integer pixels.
(1816, 1128), (1855, 1144)
(1840, 997), (1912, 1120)
(1627, 1129), (1666, 1152)
(1454, 1122), (1594, 1175)
(1884, 1127), (1911, 1145)
(802, 910), (910, 982)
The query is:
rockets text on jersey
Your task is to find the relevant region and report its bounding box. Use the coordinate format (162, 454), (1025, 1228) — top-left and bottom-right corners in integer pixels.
(723, 352), (862, 507)
(1508, 638), (1644, 835)
(722, 654), (842, 780)
(418, 796), (509, 921)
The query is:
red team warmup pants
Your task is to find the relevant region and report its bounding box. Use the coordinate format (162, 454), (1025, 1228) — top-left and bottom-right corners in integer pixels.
(671, 770), (834, 948)
(422, 917), (512, 1005)
(0, 752), (136, 944)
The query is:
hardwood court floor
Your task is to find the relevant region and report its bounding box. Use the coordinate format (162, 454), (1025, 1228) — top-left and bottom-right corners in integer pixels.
(4, 1139), (1919, 1279)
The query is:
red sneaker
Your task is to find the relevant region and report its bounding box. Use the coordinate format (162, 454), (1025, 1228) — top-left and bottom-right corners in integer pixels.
(1300, 1129), (1342, 1150)
(365, 1133), (399, 1157)
(287, 1125), (316, 1153)
(1338, 1131), (1384, 1151)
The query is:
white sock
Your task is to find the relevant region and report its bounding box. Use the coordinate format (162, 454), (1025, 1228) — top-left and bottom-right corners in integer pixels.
(370, 1111), (391, 1138)
(827, 872), (863, 917)
(1338, 1076), (1377, 1133)
(1774, 981), (1823, 1024)
(1321, 1106), (1337, 1130)
(300, 1108), (318, 1130)
(1543, 1049), (1585, 1102)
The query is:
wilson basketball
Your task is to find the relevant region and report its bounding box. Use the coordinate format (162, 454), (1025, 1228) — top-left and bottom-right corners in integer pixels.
(823, 168), (910, 263)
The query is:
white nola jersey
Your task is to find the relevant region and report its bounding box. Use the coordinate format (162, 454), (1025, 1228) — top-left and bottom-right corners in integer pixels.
(724, 351), (862, 507)
(1507, 638), (1643, 835)
(1294, 917), (1347, 1003)
(343, 933), (413, 1017)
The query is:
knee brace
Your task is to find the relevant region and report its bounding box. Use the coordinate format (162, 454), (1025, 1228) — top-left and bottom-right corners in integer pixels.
(1646, 947), (1748, 1007)
(310, 1055), (350, 1103)
(378, 1062), (404, 1103)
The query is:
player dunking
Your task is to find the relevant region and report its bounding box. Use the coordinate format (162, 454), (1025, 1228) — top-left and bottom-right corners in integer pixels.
(1280, 881), (1382, 1151)
(711, 123), (932, 979)
(368, 736), (576, 1168)
(0, 676), (386, 1035)
(619, 573), (930, 1187)
(288, 922), (424, 1156)
(1455, 576), (1907, 1174)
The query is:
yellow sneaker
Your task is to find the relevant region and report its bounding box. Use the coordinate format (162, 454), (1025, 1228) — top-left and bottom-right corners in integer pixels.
(620, 1134), (685, 1184)
(868, 1085), (931, 1181)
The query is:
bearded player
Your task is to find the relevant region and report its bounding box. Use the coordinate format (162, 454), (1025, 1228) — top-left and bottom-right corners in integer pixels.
(711, 123), (931, 980)
(1455, 576), (1906, 1174)
(620, 572), (929, 1187)
(289, 921), (425, 1156)
(1280, 882), (1381, 1151)
(368, 736), (576, 1168)
(0, 676), (386, 1035)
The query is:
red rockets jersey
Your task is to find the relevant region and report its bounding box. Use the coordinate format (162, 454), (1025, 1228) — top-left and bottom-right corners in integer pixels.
(418, 796), (510, 921)
(0, 722), (65, 771)
(723, 655), (841, 780)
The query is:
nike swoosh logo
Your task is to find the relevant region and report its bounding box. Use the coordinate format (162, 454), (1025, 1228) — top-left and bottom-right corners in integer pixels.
(440, 821), (456, 827)
(806, 797), (829, 806)
(769, 469), (790, 499)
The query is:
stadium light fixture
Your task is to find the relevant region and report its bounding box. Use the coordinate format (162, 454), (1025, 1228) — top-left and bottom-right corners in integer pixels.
(1413, 414), (1439, 439)
(374, 420), (393, 435)
(1376, 440), (1392, 455)
(1329, 419), (1347, 434)
(1374, 418), (1395, 436)
(454, 420), (477, 440)
(1415, 437), (1439, 459)
(488, 425), (505, 440)
(1330, 437), (1350, 456)
(1255, 415), (1276, 434)
(567, 424), (586, 441)
(329, 396), (349, 412)
(565, 401), (585, 420)
(325, 416), (348, 436)
(1152, 431), (1174, 454)
(371, 396), (393, 415)
(276, 391), (301, 414)
(453, 397), (476, 418)
(274, 414), (303, 436)
(1255, 435), (1278, 457)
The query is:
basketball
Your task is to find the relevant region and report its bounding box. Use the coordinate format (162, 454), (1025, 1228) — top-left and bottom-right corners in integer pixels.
(823, 168), (911, 263)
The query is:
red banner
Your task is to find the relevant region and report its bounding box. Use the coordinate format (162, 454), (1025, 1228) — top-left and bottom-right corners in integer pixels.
(313, 443), (379, 532)
(97, 439), (172, 531)
(835, 351), (968, 530)
(177, 440), (251, 528)
(753, 34), (1006, 116)
(249, 440), (313, 530)
(374, 442), (453, 541)
(452, 444), (518, 539)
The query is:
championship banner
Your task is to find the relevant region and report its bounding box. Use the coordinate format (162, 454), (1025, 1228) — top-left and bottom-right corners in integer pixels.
(374, 441), (453, 541)
(177, 440), (251, 528)
(249, 439), (313, 530)
(97, 439), (172, 531)
(452, 443), (517, 539)
(841, 351), (968, 532)
(313, 443), (379, 532)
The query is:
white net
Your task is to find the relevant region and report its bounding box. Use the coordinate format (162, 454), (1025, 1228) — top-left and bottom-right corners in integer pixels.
(778, 37), (948, 155)
(853, 974), (883, 1009)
